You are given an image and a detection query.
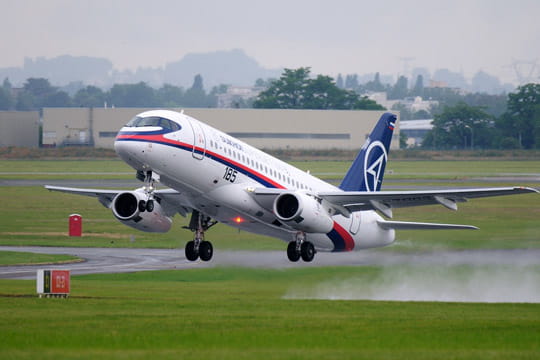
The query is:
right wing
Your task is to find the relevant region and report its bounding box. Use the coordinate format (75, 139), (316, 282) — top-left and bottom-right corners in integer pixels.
(44, 185), (192, 217)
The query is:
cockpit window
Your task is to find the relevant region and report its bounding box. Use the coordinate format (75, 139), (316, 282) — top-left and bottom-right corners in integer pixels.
(126, 116), (181, 131)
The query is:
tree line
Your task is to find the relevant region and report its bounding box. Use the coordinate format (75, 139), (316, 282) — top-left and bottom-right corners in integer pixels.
(0, 75), (218, 110)
(422, 83), (540, 150)
(1, 68), (538, 149)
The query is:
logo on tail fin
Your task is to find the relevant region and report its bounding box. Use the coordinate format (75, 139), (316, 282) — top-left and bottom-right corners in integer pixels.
(339, 112), (395, 192)
(363, 140), (387, 192)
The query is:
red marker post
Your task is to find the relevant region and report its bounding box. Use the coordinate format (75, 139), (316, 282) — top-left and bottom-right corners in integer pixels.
(68, 214), (82, 237)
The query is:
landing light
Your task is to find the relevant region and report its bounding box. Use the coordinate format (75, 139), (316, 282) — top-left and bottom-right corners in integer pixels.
(234, 216), (244, 224)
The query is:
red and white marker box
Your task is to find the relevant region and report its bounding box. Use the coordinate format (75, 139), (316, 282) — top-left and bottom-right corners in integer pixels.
(37, 270), (70, 298)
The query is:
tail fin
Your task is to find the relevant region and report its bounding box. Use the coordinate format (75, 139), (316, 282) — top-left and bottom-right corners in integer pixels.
(339, 112), (396, 192)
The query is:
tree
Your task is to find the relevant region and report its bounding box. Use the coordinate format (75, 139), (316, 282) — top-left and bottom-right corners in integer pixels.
(253, 68), (311, 109)
(183, 74), (211, 107)
(17, 78), (57, 110)
(344, 74), (358, 90)
(365, 72), (386, 92)
(2, 78), (12, 91)
(0, 79), (13, 110)
(388, 76), (408, 100)
(336, 74), (344, 89)
(44, 90), (72, 107)
(422, 102), (495, 149)
(156, 84), (184, 107)
(253, 68), (384, 110)
(74, 86), (106, 107)
(107, 82), (157, 107)
(498, 83), (540, 149)
(412, 74), (424, 97)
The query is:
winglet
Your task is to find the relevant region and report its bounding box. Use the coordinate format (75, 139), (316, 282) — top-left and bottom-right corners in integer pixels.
(339, 112), (396, 192)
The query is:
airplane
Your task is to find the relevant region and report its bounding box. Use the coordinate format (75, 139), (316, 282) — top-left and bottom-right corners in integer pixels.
(45, 110), (538, 262)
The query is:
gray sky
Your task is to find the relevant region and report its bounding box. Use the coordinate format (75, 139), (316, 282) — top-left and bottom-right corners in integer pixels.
(1, 0), (539, 84)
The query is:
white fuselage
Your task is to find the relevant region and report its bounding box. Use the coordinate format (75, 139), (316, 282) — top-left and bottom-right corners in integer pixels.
(114, 110), (395, 252)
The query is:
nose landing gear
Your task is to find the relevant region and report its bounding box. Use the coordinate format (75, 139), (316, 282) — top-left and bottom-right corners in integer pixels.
(137, 170), (158, 212)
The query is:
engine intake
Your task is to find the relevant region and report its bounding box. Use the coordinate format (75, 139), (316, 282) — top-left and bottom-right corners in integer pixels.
(273, 192), (333, 233)
(111, 190), (172, 233)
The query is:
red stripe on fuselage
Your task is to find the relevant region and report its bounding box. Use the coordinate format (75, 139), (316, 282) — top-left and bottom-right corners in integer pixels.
(333, 221), (355, 251)
(116, 133), (286, 189)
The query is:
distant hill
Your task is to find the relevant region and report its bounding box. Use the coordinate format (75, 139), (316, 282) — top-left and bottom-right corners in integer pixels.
(0, 49), (282, 89)
(163, 49), (281, 88)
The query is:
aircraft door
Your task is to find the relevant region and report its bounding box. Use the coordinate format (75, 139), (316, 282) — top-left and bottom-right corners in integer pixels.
(349, 212), (361, 235)
(189, 120), (206, 160)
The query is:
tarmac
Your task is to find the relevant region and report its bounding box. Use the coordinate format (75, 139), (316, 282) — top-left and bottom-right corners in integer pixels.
(1, 246), (539, 280)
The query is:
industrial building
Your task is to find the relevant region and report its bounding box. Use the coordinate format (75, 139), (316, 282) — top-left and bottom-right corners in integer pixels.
(41, 108), (400, 150)
(0, 111), (40, 147)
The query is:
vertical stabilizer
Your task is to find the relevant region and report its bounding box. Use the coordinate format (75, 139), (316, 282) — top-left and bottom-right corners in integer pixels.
(339, 112), (396, 192)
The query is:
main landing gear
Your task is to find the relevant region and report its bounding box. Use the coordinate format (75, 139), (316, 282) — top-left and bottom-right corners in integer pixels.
(183, 210), (218, 262)
(136, 170), (156, 212)
(287, 232), (316, 262)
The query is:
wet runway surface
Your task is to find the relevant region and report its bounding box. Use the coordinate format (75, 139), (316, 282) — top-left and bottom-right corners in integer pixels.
(1, 246), (539, 280)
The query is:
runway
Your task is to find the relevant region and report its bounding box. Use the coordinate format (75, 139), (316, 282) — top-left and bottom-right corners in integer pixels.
(1, 246), (539, 280)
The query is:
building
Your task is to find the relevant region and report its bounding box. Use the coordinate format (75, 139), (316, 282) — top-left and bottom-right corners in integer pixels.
(42, 108), (400, 150)
(0, 111), (40, 147)
(400, 119), (433, 147)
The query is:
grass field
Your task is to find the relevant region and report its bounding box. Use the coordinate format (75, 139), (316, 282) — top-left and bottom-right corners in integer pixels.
(1, 267), (539, 359)
(0, 159), (539, 359)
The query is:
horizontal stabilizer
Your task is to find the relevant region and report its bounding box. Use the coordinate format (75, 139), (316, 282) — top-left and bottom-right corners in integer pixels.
(377, 220), (478, 230)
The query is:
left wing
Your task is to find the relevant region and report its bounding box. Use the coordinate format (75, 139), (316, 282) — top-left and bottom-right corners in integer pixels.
(251, 186), (538, 219)
(318, 186), (538, 218)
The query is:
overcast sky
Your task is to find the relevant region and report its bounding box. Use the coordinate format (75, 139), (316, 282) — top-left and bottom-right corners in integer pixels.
(1, 0), (539, 84)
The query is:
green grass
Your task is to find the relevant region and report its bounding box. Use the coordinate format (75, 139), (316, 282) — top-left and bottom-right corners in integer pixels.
(0, 251), (81, 266)
(1, 267), (538, 359)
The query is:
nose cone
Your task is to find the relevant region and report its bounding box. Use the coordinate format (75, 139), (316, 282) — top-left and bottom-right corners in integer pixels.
(114, 130), (146, 170)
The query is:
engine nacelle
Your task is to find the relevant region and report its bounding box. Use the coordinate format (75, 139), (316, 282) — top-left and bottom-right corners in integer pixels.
(111, 190), (172, 233)
(273, 192), (334, 233)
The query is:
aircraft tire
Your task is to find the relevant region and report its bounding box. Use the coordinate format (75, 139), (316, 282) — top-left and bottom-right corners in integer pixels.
(138, 200), (146, 212)
(199, 241), (213, 262)
(301, 241), (315, 262)
(287, 242), (300, 262)
(185, 241), (199, 261)
(146, 199), (154, 212)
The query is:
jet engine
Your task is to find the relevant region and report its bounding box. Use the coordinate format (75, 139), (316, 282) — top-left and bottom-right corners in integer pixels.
(111, 190), (172, 233)
(273, 192), (333, 233)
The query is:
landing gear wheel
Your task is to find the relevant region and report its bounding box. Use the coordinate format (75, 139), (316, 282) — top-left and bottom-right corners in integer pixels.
(138, 200), (146, 212)
(287, 241), (300, 262)
(185, 240), (199, 261)
(145, 199), (154, 212)
(199, 241), (213, 262)
(301, 241), (315, 262)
